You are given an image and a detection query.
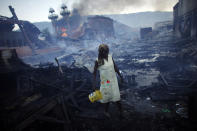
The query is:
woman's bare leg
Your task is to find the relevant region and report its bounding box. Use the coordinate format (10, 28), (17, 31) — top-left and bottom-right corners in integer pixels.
(105, 102), (110, 112)
(104, 103), (110, 118)
(116, 101), (123, 118)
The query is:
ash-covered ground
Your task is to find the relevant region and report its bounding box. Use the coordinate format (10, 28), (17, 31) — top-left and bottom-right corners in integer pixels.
(1, 30), (197, 131)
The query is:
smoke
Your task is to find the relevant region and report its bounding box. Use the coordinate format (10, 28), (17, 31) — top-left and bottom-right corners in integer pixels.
(72, 0), (144, 15)
(152, 0), (178, 11)
(72, 0), (177, 15)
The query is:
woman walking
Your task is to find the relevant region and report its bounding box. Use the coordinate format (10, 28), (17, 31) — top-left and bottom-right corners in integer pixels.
(93, 44), (123, 118)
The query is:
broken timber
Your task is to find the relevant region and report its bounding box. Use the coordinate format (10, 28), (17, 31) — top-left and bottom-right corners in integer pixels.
(14, 73), (88, 130)
(8, 6), (35, 54)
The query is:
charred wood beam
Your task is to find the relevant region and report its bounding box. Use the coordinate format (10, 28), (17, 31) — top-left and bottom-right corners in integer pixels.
(60, 95), (73, 131)
(63, 79), (87, 110)
(19, 75), (62, 91)
(15, 93), (75, 130)
(17, 77), (61, 97)
(70, 73), (75, 90)
(37, 115), (65, 124)
(75, 89), (91, 93)
(16, 76), (21, 96)
(75, 113), (101, 120)
(55, 57), (63, 75)
(60, 95), (71, 123)
(21, 94), (55, 118)
(50, 79), (67, 87)
(24, 75), (87, 98)
(64, 79), (87, 100)
(14, 73), (88, 130)
(75, 79), (87, 92)
(15, 99), (57, 131)
(77, 93), (89, 98)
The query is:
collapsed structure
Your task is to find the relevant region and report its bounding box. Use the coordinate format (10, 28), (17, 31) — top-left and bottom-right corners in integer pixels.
(173, 0), (197, 39)
(1, 2), (197, 131)
(0, 6), (64, 58)
(0, 15), (40, 56)
(48, 4), (115, 40)
(0, 6), (52, 57)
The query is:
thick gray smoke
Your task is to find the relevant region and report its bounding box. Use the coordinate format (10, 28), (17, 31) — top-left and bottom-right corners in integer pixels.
(72, 0), (177, 15)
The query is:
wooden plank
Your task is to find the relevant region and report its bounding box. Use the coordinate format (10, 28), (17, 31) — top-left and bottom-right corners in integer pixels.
(61, 96), (70, 123)
(37, 115), (65, 124)
(61, 96), (73, 131)
(15, 99), (57, 131)
(63, 79), (87, 109)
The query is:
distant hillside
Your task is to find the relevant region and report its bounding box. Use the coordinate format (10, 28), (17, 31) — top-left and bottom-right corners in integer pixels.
(104, 11), (173, 28)
(114, 21), (139, 39)
(33, 11), (173, 34)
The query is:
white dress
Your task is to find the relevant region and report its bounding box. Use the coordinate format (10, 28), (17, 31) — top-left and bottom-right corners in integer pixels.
(97, 54), (121, 103)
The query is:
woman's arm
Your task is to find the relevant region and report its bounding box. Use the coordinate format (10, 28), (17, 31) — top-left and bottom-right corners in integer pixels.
(112, 58), (123, 83)
(93, 60), (98, 90)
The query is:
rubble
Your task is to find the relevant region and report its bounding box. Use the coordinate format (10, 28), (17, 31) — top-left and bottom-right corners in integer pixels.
(1, 31), (197, 130)
(1, 3), (197, 131)
(140, 27), (152, 39)
(48, 7), (115, 40)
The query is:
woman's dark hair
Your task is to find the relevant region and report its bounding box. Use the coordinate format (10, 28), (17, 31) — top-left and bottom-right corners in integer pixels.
(98, 44), (109, 66)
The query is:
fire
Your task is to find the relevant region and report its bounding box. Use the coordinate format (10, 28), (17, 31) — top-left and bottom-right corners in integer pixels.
(61, 27), (68, 37)
(61, 32), (68, 37)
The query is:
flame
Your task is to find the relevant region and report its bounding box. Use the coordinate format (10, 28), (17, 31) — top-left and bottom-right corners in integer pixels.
(61, 27), (68, 37)
(61, 32), (68, 37)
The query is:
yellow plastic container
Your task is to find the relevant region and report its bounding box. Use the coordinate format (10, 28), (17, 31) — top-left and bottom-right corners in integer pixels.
(88, 90), (103, 103)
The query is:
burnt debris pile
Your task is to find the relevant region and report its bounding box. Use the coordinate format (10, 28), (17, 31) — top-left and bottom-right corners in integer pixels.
(1, 34), (197, 131)
(1, 1), (197, 130)
(0, 50), (98, 130)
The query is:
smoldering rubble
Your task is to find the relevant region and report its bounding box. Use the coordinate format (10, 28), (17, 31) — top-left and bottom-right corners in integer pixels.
(1, 30), (197, 131)
(1, 1), (197, 131)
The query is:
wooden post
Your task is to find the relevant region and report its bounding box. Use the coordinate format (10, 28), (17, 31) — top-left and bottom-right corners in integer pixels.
(8, 6), (36, 54)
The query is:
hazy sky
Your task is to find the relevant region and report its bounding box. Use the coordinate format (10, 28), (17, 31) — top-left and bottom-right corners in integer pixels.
(0, 0), (178, 22)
